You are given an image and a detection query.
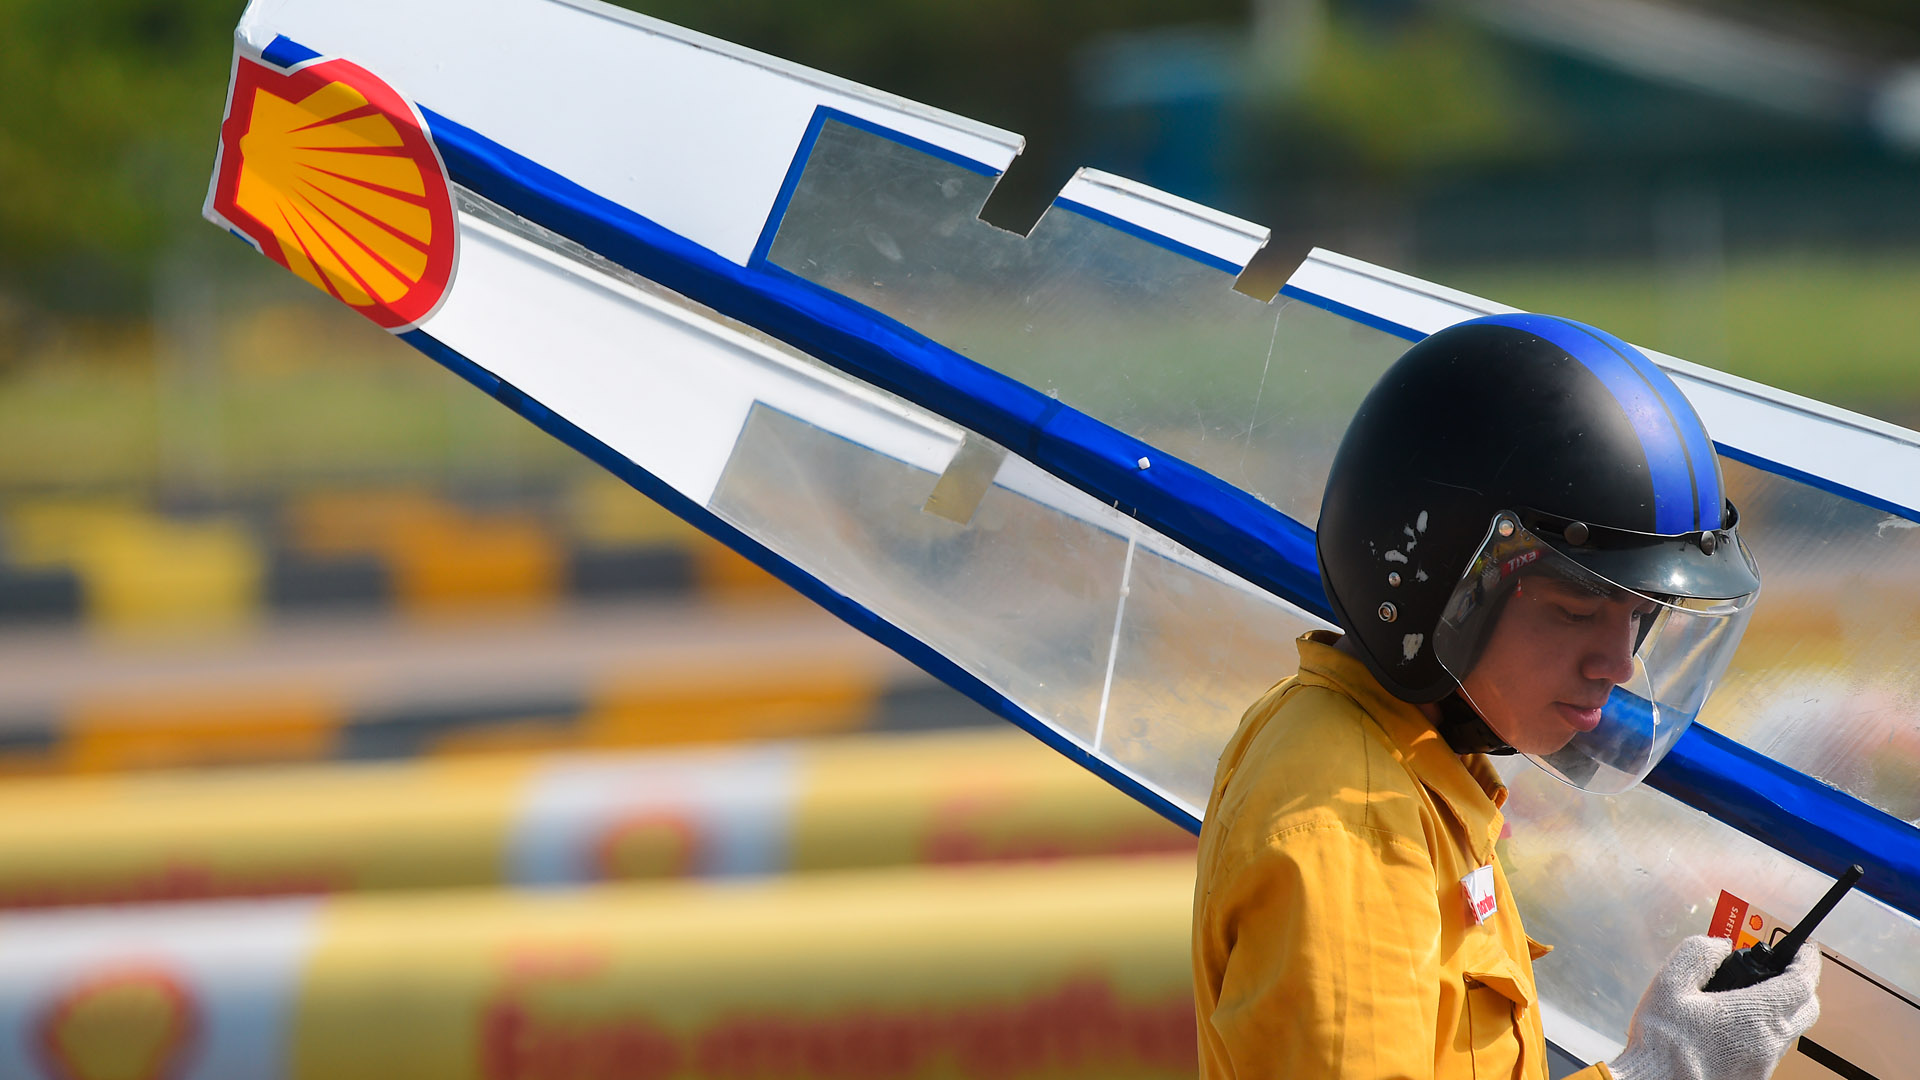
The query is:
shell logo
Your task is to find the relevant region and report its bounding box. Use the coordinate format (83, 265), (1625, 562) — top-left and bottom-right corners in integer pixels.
(36, 965), (198, 1080)
(592, 812), (701, 880)
(210, 52), (457, 330)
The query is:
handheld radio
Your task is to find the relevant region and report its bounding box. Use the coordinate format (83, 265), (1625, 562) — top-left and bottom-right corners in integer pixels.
(1703, 864), (1863, 993)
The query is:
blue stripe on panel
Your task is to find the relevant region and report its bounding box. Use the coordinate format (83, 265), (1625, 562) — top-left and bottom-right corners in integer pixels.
(1198, 286), (1920, 528)
(417, 104), (1333, 625)
(812, 105), (1004, 179)
(396, 329), (1204, 835)
(747, 108), (831, 269)
(1650, 723), (1920, 924)
(1473, 313), (1701, 534)
(749, 105), (1002, 269)
(1052, 198), (1242, 276)
(357, 46), (1920, 917)
(1716, 442), (1920, 526)
(262, 34), (322, 68)
(398, 319), (1920, 924)
(1275, 284), (1425, 343)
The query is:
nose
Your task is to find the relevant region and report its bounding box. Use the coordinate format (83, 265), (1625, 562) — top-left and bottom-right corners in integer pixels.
(1580, 612), (1638, 685)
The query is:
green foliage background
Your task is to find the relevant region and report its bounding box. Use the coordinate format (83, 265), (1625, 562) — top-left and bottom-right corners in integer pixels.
(5, 0), (1919, 301)
(0, 0), (1914, 496)
(0, 0), (1254, 307)
(0, 0), (242, 291)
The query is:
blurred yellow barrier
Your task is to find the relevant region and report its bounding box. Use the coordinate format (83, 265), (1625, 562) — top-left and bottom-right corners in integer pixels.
(581, 658), (877, 748)
(0, 857), (1198, 1080)
(65, 691), (341, 774)
(0, 754), (523, 907)
(0, 729), (1193, 910)
(0, 488), (793, 630)
(79, 515), (263, 633)
(282, 489), (564, 614)
(5, 500), (262, 634)
(4, 650), (915, 776)
(281, 488), (447, 560)
(4, 498), (147, 569)
(387, 507), (563, 615)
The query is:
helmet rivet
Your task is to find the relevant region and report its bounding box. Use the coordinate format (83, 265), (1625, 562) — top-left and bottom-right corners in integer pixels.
(1377, 602), (1398, 622)
(1496, 517), (1516, 538)
(1564, 521), (1589, 545)
(1387, 571), (1402, 587)
(1699, 530), (1718, 555)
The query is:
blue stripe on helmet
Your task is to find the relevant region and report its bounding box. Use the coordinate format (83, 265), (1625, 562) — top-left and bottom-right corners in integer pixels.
(1463, 313), (1722, 534)
(1553, 317), (1724, 530)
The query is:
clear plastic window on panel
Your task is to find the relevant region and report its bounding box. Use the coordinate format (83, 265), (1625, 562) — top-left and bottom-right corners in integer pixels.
(765, 117), (1408, 527)
(709, 403), (1324, 815)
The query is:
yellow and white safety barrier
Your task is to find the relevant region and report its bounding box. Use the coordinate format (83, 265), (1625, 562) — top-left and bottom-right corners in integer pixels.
(0, 483), (792, 635)
(0, 857), (1197, 1080)
(21, 649), (899, 777)
(0, 729), (1194, 909)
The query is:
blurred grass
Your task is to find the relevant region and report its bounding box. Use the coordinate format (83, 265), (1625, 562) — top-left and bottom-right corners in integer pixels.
(1, 251), (1915, 500)
(0, 302), (578, 497)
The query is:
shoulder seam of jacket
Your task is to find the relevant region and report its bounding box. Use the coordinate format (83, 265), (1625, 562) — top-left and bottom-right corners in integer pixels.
(1260, 817), (1435, 865)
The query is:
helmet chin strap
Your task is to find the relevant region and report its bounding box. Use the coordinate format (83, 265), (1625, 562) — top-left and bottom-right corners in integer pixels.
(1434, 692), (1517, 755)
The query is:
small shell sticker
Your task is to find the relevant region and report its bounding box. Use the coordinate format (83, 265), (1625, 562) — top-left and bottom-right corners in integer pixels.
(209, 52), (457, 330)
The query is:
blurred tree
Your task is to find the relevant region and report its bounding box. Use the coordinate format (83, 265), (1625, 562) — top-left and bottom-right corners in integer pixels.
(1285, 9), (1543, 173)
(1, 0), (1914, 314)
(0, 0), (245, 309)
(628, 0), (1247, 225)
(0, 0), (1249, 310)
(1731, 0), (1920, 36)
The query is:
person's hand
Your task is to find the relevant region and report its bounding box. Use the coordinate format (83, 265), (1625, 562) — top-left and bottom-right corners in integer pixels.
(1608, 934), (1820, 1080)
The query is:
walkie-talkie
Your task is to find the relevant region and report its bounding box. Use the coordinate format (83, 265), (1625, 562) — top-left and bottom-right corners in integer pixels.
(1704, 864), (1863, 992)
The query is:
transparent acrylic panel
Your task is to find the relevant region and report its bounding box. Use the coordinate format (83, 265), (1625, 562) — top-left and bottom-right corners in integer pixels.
(767, 117), (1920, 822)
(447, 159), (1920, 1054)
(1700, 459), (1920, 824)
(453, 179), (1332, 818)
(765, 118), (1410, 523)
(706, 401), (1335, 817)
(1099, 539), (1325, 810)
(709, 403), (1126, 748)
(1499, 757), (1920, 1045)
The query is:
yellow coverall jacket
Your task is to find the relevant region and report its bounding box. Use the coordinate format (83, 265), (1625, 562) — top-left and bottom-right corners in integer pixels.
(1192, 631), (1610, 1080)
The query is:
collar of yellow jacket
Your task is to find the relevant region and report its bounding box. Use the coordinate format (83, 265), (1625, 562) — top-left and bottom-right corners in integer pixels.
(1295, 630), (1508, 866)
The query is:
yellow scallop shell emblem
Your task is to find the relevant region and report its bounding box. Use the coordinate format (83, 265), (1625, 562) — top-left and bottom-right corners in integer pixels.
(37, 965), (197, 1080)
(211, 54), (457, 330)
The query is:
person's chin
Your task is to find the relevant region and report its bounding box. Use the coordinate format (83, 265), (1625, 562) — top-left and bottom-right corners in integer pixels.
(1513, 717), (1581, 756)
(1533, 730), (1580, 755)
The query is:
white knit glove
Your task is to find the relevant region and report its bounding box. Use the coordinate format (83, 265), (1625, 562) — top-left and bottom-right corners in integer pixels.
(1608, 934), (1821, 1080)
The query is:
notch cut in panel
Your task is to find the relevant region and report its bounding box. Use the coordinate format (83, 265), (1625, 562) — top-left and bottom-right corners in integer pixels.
(923, 435), (1008, 525)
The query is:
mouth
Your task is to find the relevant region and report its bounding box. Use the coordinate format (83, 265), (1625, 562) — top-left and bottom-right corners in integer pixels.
(1554, 702), (1605, 733)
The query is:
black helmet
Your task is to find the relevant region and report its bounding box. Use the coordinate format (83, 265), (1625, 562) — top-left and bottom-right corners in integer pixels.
(1317, 313), (1761, 792)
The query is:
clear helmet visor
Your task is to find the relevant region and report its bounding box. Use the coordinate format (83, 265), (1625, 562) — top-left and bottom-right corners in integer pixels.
(1433, 514), (1758, 794)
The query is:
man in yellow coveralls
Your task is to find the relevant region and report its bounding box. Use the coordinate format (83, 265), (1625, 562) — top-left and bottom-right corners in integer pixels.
(1193, 314), (1822, 1079)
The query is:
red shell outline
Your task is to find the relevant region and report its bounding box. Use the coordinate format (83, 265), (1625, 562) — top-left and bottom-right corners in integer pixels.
(36, 963), (199, 1080)
(210, 53), (458, 331)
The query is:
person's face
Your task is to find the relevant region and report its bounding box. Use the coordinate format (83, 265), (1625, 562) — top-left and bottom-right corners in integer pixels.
(1459, 575), (1655, 755)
